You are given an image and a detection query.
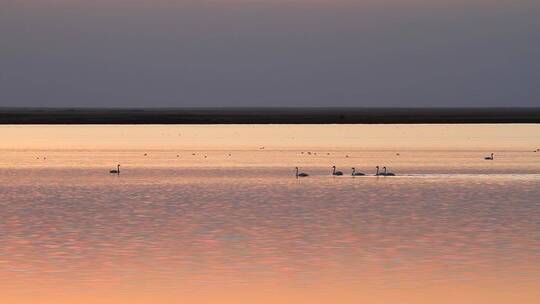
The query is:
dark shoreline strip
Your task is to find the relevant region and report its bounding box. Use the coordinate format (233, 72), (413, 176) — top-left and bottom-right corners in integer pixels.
(1, 108), (539, 124)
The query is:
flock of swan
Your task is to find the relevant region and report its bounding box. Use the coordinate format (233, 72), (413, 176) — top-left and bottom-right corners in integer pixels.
(298, 152), (496, 178)
(294, 152), (496, 178)
(108, 152), (498, 177)
(295, 165), (395, 178)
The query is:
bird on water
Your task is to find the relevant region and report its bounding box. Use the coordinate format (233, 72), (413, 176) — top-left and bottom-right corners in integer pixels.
(332, 166), (344, 176)
(295, 167), (309, 178)
(382, 167), (396, 176)
(351, 168), (365, 176)
(110, 164), (120, 175)
(484, 153), (494, 160)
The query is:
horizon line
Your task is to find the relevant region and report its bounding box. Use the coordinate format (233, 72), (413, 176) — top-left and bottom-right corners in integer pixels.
(1, 107), (539, 124)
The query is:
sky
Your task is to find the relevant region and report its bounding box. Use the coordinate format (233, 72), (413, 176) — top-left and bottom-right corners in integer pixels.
(1, 0), (539, 108)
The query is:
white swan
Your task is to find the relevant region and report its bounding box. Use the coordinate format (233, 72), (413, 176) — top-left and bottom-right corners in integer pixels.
(295, 167), (309, 178)
(351, 167), (365, 176)
(110, 164), (120, 174)
(382, 167), (396, 176)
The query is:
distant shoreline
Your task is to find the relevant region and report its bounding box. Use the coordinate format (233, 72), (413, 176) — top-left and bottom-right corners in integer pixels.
(1, 107), (539, 124)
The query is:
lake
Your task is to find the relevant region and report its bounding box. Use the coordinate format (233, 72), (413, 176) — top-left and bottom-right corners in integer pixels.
(1, 124), (539, 303)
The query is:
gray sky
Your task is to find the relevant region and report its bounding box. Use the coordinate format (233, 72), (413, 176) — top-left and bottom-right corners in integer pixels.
(1, 0), (539, 107)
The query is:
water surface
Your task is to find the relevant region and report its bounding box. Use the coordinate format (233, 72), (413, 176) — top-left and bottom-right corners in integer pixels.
(1, 124), (539, 304)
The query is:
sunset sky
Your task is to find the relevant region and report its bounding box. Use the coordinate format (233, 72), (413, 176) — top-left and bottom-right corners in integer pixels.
(1, 0), (539, 107)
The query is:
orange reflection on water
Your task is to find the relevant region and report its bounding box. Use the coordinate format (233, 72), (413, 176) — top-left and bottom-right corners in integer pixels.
(1, 124), (539, 150)
(1, 125), (540, 303)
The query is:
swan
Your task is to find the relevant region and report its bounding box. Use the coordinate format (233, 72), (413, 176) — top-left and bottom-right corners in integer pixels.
(295, 167), (309, 178)
(332, 166), (344, 176)
(484, 153), (494, 160)
(351, 167), (365, 176)
(382, 167), (395, 176)
(375, 166), (383, 176)
(110, 164), (120, 174)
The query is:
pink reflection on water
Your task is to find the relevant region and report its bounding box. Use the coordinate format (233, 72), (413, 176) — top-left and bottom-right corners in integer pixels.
(0, 131), (539, 303)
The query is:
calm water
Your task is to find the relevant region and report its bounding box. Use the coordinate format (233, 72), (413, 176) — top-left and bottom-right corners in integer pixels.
(1, 125), (540, 303)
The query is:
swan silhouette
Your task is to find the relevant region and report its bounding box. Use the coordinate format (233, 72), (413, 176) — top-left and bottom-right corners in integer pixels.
(382, 167), (395, 176)
(375, 166), (383, 176)
(332, 166), (344, 176)
(484, 153), (494, 160)
(295, 167), (309, 178)
(351, 167), (365, 176)
(110, 164), (120, 175)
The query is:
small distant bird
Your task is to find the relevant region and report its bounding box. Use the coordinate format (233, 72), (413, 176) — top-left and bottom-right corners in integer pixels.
(110, 164), (120, 175)
(144, 153), (147, 156)
(382, 166), (396, 176)
(484, 153), (494, 160)
(295, 167), (309, 178)
(332, 166), (344, 176)
(177, 155), (180, 157)
(351, 167), (365, 176)
(345, 155), (349, 158)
